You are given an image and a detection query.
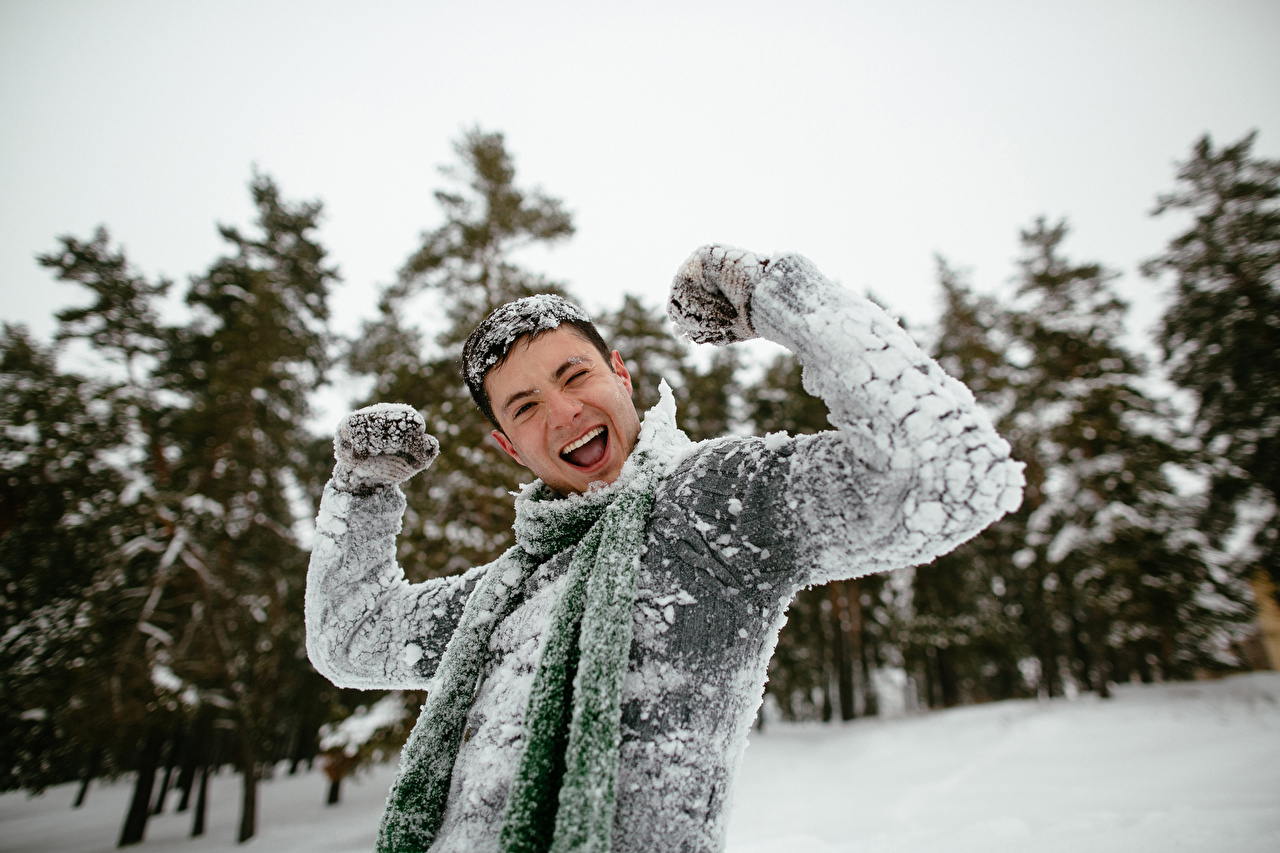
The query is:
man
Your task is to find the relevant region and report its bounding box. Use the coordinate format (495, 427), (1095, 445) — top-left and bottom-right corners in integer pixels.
(306, 246), (1024, 853)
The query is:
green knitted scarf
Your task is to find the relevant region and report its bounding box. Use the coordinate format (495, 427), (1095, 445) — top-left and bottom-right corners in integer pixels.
(376, 384), (689, 853)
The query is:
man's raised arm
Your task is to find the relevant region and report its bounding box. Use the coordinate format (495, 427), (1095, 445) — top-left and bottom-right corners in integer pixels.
(305, 404), (480, 690)
(668, 245), (1024, 586)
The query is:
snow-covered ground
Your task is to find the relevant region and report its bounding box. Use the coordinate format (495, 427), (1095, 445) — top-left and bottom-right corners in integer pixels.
(3, 673), (1277, 853)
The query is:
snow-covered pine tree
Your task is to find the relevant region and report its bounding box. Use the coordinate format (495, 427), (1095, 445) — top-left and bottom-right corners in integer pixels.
(0, 324), (162, 803)
(1004, 218), (1244, 693)
(156, 174), (338, 842)
(10, 175), (379, 844)
(1143, 132), (1280, 650)
(16, 230), (195, 843)
(349, 128), (575, 582)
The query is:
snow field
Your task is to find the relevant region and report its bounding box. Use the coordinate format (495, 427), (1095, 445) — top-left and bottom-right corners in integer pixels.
(2, 673), (1277, 853)
(727, 673), (1280, 853)
(0, 760), (400, 853)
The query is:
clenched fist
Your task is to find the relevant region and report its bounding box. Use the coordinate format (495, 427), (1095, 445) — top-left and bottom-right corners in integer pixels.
(667, 244), (771, 346)
(332, 403), (439, 494)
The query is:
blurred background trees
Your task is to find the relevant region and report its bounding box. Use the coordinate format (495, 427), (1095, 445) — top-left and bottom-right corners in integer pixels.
(1143, 132), (1280, 668)
(1, 127), (1276, 845)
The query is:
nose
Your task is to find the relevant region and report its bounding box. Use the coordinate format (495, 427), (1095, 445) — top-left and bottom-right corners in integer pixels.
(545, 389), (582, 427)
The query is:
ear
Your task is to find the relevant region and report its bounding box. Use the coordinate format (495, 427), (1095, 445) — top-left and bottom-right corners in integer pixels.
(610, 350), (634, 396)
(491, 429), (525, 466)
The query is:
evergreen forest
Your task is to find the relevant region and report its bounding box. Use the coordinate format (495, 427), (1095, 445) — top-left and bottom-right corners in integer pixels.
(2, 128), (1277, 845)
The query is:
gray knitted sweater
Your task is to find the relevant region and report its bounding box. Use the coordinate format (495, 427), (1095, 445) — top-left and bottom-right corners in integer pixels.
(305, 267), (1024, 852)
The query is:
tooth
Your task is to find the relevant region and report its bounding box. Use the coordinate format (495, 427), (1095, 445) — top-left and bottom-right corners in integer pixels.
(561, 426), (603, 456)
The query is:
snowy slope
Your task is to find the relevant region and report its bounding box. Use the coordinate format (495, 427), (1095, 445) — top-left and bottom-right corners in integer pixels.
(3, 673), (1277, 853)
(727, 673), (1280, 853)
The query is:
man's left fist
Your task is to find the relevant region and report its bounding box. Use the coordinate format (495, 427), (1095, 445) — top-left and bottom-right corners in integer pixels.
(667, 244), (770, 346)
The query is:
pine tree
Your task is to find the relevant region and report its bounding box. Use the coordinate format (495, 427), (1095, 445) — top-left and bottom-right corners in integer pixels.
(1143, 132), (1280, 604)
(0, 325), (157, 795)
(156, 173), (337, 842)
(392, 127), (574, 347)
(9, 176), (347, 843)
(24, 228), (205, 842)
(11, 227), (200, 840)
(34, 227), (247, 842)
(350, 129), (575, 581)
(1004, 218), (1243, 692)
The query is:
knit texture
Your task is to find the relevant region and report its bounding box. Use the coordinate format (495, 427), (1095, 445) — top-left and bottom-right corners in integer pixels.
(376, 387), (683, 853)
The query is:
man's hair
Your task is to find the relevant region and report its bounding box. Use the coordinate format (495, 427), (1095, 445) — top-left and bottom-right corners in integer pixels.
(462, 294), (612, 430)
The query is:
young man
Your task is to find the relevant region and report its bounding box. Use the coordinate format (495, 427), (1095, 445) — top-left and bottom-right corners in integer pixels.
(306, 246), (1024, 853)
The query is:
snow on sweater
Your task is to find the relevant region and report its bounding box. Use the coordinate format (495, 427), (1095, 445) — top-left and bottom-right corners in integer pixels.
(305, 264), (1025, 853)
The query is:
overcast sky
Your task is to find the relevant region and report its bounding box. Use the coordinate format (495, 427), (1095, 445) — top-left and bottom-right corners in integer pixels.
(3, 0), (1278, 371)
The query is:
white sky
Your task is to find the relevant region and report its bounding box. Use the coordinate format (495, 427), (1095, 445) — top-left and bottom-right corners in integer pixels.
(2, 0), (1278, 364)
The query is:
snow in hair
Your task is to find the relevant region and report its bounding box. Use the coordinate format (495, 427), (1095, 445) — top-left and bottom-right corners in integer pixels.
(462, 294), (593, 389)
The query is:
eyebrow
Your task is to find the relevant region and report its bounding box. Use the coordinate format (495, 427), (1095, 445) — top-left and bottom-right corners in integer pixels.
(500, 356), (592, 416)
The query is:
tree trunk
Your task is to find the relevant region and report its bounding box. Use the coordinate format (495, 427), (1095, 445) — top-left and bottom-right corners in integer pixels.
(287, 723), (303, 776)
(73, 775), (92, 810)
(73, 748), (101, 808)
(175, 753), (196, 813)
(1065, 583), (1092, 693)
(153, 725), (185, 813)
(924, 646), (941, 708)
(853, 583), (876, 716)
(817, 596), (833, 722)
(1097, 662), (1112, 698)
(1045, 649), (1062, 697)
(151, 763), (173, 814)
(237, 745), (258, 843)
(938, 646), (960, 707)
(177, 714), (212, 812)
(288, 699), (320, 776)
(191, 765), (209, 837)
(1089, 609), (1112, 699)
(829, 582), (855, 721)
(327, 776), (341, 805)
(118, 728), (164, 846)
(151, 730), (176, 815)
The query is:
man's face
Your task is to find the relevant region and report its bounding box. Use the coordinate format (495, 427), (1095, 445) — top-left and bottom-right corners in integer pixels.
(485, 327), (642, 496)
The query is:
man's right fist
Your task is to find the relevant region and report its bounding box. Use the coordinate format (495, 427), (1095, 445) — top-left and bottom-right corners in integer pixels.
(667, 244), (770, 346)
(332, 403), (439, 493)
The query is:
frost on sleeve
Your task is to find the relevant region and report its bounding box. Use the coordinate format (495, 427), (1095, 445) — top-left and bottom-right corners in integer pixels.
(745, 254), (1025, 585)
(305, 481), (480, 690)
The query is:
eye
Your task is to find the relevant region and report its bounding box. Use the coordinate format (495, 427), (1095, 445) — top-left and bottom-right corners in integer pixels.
(566, 369), (589, 385)
(514, 401), (536, 418)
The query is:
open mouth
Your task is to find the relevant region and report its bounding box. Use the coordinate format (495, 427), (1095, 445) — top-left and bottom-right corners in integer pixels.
(560, 425), (608, 469)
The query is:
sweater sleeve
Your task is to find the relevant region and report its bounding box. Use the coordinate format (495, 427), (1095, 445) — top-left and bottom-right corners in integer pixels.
(659, 255), (1024, 595)
(751, 254), (1024, 586)
(304, 481), (481, 690)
